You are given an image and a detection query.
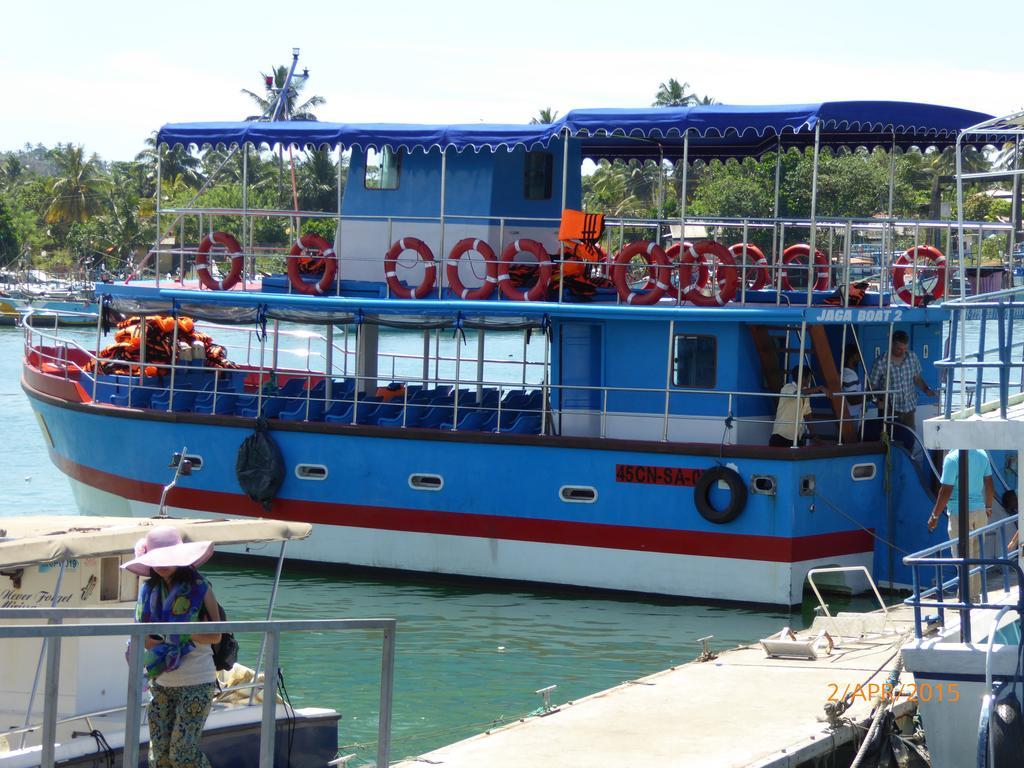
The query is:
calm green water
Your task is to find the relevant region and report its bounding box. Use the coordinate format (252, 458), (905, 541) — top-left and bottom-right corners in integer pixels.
(4, 325), (813, 764)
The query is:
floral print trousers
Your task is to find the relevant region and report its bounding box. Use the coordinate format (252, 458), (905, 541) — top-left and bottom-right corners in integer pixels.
(148, 682), (217, 768)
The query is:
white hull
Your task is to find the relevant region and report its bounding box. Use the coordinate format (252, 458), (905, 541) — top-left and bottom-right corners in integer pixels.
(68, 477), (872, 605)
(901, 593), (1023, 768)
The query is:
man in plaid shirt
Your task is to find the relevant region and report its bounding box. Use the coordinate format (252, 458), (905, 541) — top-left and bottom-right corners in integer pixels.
(869, 330), (934, 445)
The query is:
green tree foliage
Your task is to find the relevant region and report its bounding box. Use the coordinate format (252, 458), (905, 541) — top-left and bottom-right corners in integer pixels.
(0, 197), (18, 264)
(530, 108), (559, 125)
(136, 133), (204, 193)
(297, 148), (340, 211)
(44, 144), (108, 226)
(242, 66), (325, 122)
(652, 79), (696, 107)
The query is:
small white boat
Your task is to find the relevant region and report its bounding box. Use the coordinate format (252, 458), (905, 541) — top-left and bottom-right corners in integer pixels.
(0, 514), (360, 767)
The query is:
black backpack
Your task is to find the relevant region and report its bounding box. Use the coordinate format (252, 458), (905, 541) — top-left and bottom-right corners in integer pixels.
(199, 600), (239, 672)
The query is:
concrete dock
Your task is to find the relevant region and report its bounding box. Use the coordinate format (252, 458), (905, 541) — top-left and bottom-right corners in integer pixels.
(394, 604), (922, 767)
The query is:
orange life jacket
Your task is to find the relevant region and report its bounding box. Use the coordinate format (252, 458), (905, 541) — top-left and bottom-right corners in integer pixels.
(376, 383), (407, 402)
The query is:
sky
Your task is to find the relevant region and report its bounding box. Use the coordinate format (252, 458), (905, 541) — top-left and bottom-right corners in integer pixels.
(3, 0), (1022, 162)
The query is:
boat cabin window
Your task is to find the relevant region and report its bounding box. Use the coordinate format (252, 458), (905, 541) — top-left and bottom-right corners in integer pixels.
(364, 147), (401, 190)
(100, 556), (120, 601)
(672, 334), (716, 389)
(524, 151), (553, 200)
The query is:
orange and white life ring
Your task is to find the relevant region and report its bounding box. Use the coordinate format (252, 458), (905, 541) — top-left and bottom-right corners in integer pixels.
(729, 243), (769, 291)
(447, 238), (498, 300)
(195, 232), (244, 291)
(385, 237), (436, 299)
(678, 240), (739, 306)
(497, 239), (551, 301)
(648, 241), (693, 291)
(780, 244), (830, 292)
(287, 233), (338, 295)
(892, 245), (946, 306)
(612, 241), (670, 305)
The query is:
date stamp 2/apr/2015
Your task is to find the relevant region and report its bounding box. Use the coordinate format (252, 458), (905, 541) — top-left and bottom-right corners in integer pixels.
(826, 682), (958, 703)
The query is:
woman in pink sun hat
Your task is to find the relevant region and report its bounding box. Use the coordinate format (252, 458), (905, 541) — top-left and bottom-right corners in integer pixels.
(122, 525), (221, 767)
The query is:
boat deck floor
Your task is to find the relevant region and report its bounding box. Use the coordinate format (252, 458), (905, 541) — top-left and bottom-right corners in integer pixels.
(394, 603), (922, 768)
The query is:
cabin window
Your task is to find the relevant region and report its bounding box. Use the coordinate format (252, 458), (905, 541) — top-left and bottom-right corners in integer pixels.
(851, 463), (877, 481)
(672, 334), (716, 389)
(364, 147), (401, 190)
(560, 486), (598, 503)
(100, 556), (120, 601)
(295, 464), (328, 481)
(409, 473), (444, 491)
(523, 152), (553, 200)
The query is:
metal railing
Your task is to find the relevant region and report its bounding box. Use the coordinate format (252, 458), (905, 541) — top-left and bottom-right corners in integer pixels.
(903, 513), (1022, 641)
(0, 607), (396, 768)
(135, 206), (1015, 306)
(26, 317), (920, 446)
(936, 286), (1024, 419)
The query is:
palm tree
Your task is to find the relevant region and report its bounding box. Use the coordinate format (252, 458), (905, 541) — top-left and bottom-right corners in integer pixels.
(2, 155), (23, 190)
(135, 133), (204, 192)
(917, 146), (989, 222)
(652, 79), (697, 108)
(241, 66), (326, 207)
(241, 66), (325, 122)
(98, 171), (150, 273)
(530, 108), (559, 125)
(297, 149), (339, 211)
(44, 144), (108, 226)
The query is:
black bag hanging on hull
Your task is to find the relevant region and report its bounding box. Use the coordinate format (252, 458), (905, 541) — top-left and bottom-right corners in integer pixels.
(235, 416), (285, 512)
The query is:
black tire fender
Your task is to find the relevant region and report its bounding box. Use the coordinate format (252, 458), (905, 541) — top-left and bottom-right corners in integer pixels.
(694, 466), (747, 524)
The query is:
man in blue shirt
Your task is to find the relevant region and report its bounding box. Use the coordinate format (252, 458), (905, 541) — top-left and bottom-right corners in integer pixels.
(928, 449), (995, 599)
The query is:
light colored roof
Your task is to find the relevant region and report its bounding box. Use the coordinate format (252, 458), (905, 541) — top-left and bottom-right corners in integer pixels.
(0, 516), (312, 569)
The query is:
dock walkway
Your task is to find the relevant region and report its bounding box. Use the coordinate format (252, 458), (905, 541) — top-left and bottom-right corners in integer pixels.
(395, 604), (922, 768)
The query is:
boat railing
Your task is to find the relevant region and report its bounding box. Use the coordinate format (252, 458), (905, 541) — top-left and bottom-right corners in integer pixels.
(21, 305), (100, 331)
(903, 513), (1022, 641)
(64, 357), (913, 446)
(136, 207), (1014, 306)
(0, 606), (397, 768)
(935, 285), (1024, 419)
(25, 316), (928, 445)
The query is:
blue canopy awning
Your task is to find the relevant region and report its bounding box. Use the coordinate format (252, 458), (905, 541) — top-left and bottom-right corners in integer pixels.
(156, 121), (560, 155)
(560, 101), (997, 160)
(157, 101), (996, 162)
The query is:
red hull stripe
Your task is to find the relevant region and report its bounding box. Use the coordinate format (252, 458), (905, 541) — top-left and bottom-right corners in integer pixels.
(53, 453), (874, 564)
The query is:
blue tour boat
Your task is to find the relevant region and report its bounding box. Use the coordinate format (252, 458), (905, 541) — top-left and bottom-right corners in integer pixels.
(20, 99), (1017, 605)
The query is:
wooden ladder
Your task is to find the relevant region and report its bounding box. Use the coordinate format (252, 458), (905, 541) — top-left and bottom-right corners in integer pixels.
(749, 324), (857, 443)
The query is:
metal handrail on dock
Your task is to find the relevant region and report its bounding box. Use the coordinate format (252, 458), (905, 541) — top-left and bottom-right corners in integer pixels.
(936, 285), (1024, 419)
(903, 513), (1022, 641)
(0, 608), (397, 768)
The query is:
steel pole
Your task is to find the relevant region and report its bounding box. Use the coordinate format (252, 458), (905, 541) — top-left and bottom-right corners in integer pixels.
(250, 541), (288, 706)
(155, 144), (162, 288)
(376, 625), (397, 768)
(258, 630), (280, 768)
(771, 140), (782, 264)
(958, 450), (972, 642)
(242, 142), (250, 284)
(21, 562), (65, 750)
(806, 123), (821, 306)
(325, 324), (334, 401)
(559, 128), (571, 304)
(662, 320), (675, 441)
(122, 631), (144, 768)
(335, 144), (344, 295)
(39, 630), (61, 768)
(438, 149), (447, 298)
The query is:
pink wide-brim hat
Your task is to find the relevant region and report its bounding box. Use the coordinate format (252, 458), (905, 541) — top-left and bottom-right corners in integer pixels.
(120, 525), (214, 577)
